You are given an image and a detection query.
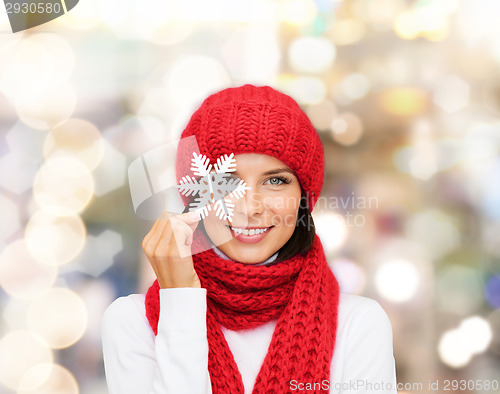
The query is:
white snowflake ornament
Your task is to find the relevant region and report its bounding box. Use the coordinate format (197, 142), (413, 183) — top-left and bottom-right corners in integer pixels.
(175, 153), (250, 222)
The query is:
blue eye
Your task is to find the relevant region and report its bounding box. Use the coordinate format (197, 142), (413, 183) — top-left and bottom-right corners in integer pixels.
(267, 176), (290, 185)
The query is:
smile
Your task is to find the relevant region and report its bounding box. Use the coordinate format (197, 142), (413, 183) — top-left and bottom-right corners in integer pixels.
(225, 225), (274, 244)
(228, 226), (272, 235)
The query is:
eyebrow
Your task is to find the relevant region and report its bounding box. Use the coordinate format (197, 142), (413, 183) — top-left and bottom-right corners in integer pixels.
(233, 168), (296, 177)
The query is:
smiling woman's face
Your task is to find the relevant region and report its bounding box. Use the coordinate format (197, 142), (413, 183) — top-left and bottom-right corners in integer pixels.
(202, 153), (302, 264)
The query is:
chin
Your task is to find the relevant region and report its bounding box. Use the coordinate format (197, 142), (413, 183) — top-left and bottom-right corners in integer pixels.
(222, 244), (273, 265)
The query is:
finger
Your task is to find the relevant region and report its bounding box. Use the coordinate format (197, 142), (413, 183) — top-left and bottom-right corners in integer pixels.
(155, 218), (188, 258)
(186, 217), (201, 233)
(142, 216), (163, 248)
(170, 211), (200, 232)
(144, 210), (170, 240)
(145, 215), (172, 252)
(153, 217), (176, 254)
(179, 211), (201, 224)
(171, 221), (195, 259)
(185, 231), (193, 247)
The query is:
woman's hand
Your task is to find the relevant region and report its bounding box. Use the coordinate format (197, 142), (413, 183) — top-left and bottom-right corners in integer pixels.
(142, 211), (202, 289)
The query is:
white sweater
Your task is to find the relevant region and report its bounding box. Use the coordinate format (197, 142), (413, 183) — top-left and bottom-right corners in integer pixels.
(101, 287), (397, 393)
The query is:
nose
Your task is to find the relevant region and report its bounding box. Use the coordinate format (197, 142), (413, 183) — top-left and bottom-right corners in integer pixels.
(233, 187), (263, 217)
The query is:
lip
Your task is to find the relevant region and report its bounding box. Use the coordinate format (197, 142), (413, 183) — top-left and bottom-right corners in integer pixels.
(226, 225), (273, 244)
(229, 226), (271, 229)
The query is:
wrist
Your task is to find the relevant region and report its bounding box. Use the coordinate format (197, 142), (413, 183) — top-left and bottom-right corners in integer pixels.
(158, 280), (202, 289)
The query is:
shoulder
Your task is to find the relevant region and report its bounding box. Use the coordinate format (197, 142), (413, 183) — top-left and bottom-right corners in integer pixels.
(102, 293), (153, 339)
(338, 292), (387, 316)
(103, 293), (146, 319)
(337, 293), (393, 341)
(327, 261), (392, 331)
(331, 294), (397, 391)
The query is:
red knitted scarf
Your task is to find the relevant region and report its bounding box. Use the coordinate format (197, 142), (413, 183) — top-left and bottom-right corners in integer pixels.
(144, 224), (339, 393)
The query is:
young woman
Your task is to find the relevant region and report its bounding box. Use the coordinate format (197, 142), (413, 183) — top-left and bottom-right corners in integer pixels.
(102, 84), (397, 393)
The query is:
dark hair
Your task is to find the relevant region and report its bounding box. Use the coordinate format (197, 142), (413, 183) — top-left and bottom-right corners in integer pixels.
(184, 188), (316, 262)
(274, 189), (316, 261)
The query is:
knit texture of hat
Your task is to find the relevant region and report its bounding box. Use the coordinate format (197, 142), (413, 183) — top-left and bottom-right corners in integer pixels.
(175, 84), (324, 211)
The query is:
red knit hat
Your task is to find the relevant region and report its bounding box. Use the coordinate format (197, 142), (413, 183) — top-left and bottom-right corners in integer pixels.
(175, 84), (324, 211)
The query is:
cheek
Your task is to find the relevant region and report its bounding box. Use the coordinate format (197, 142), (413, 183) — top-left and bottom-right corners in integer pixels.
(202, 211), (232, 245)
(204, 210), (222, 230)
(267, 196), (300, 228)
(201, 209), (220, 235)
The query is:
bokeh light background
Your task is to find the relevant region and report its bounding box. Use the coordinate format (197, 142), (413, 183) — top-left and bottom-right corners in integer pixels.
(1, 0), (500, 392)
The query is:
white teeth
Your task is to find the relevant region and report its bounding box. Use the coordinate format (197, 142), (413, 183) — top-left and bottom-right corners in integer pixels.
(230, 227), (270, 236)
